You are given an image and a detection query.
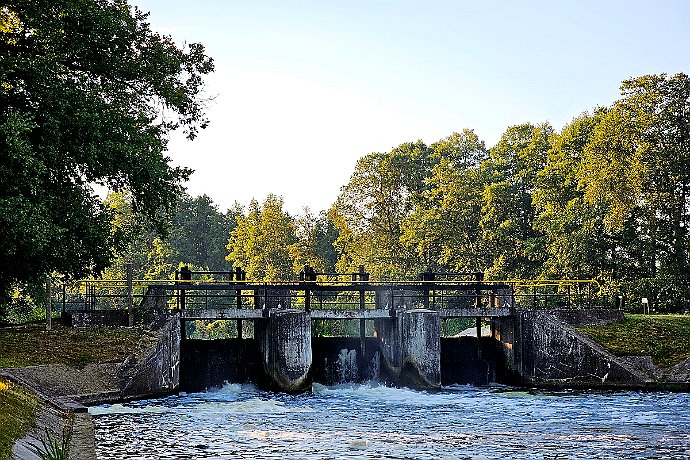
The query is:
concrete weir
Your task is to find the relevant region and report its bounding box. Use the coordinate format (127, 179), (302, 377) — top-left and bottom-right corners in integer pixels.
(258, 309), (312, 393)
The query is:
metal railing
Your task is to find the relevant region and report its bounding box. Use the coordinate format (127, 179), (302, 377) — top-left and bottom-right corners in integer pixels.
(55, 271), (600, 315)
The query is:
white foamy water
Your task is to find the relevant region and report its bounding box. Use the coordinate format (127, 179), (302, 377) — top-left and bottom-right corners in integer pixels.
(91, 384), (690, 459)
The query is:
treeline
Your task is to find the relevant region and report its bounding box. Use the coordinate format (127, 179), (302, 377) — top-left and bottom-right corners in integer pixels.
(3, 73), (689, 322)
(129, 74), (688, 311)
(329, 73), (690, 311)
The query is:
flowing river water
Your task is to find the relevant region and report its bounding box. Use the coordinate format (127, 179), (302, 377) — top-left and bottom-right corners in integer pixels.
(90, 383), (690, 459)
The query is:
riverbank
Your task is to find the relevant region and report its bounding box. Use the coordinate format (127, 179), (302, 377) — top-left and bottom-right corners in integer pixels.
(577, 314), (690, 383)
(0, 378), (37, 460)
(0, 320), (167, 459)
(578, 314), (690, 368)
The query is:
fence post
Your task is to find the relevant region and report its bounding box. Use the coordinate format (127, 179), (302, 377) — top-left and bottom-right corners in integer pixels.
(127, 263), (133, 327)
(474, 272), (483, 309)
(358, 265), (367, 381)
(62, 283), (66, 318)
(45, 276), (52, 331)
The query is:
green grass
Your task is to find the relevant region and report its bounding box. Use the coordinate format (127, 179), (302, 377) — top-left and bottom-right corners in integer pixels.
(0, 322), (158, 369)
(0, 378), (38, 460)
(578, 314), (690, 368)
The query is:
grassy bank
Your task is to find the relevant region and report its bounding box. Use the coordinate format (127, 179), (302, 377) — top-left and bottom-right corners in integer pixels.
(0, 322), (158, 369)
(578, 314), (690, 368)
(0, 378), (38, 460)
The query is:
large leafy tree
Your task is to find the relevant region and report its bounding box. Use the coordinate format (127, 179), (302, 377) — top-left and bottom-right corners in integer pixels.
(401, 130), (489, 272)
(289, 209), (338, 274)
(480, 123), (553, 279)
(0, 1), (213, 308)
(168, 194), (237, 271)
(582, 74), (690, 309)
(226, 195), (297, 281)
(533, 111), (614, 280)
(330, 141), (434, 278)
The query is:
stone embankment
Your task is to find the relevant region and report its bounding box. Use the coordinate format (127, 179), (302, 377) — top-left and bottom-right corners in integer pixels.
(1, 311), (180, 460)
(494, 308), (690, 390)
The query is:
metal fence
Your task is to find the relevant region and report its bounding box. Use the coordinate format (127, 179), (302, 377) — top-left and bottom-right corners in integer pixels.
(53, 272), (600, 315)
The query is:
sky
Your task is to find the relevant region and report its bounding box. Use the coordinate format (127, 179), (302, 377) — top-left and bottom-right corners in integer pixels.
(134, 0), (690, 216)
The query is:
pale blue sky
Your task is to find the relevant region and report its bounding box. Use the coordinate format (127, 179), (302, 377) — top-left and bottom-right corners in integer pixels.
(135, 0), (690, 215)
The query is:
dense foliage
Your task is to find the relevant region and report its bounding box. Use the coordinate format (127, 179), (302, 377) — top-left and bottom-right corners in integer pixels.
(330, 74), (690, 311)
(0, 0), (213, 317)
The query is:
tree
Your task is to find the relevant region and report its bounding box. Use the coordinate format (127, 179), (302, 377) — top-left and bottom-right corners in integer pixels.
(581, 73), (690, 309)
(0, 1), (214, 314)
(402, 130), (489, 273)
(168, 194), (236, 271)
(480, 123), (553, 279)
(289, 209), (339, 274)
(533, 111), (613, 280)
(226, 195), (297, 280)
(330, 141), (435, 278)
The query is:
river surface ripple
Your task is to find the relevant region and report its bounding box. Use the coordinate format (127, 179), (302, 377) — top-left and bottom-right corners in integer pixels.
(91, 384), (690, 459)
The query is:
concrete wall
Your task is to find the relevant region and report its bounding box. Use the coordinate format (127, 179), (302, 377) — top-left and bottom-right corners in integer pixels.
(140, 286), (171, 310)
(257, 310), (312, 393)
(117, 313), (181, 398)
(494, 310), (651, 388)
(374, 309), (441, 389)
(551, 308), (624, 326)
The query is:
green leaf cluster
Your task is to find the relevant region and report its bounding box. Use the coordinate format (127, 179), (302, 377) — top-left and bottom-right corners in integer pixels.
(0, 0), (213, 315)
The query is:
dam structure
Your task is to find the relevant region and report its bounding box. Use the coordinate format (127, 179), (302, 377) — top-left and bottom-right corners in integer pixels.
(172, 268), (514, 392)
(62, 267), (646, 395)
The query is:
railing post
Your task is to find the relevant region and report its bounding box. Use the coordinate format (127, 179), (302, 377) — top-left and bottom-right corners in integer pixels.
(45, 276), (52, 331)
(420, 271), (434, 309)
(358, 265), (367, 381)
(127, 263), (133, 327)
(61, 283), (66, 319)
(235, 267), (243, 339)
(474, 272), (483, 309)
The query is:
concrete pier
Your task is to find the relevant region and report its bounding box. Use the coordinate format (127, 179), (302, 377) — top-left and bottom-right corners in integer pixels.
(375, 309), (441, 390)
(258, 309), (312, 393)
(400, 309), (441, 389)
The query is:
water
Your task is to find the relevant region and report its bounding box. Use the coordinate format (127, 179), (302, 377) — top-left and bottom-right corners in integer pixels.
(91, 384), (690, 459)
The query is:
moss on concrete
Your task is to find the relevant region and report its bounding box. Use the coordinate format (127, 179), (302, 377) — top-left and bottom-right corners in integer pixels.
(0, 322), (158, 369)
(578, 314), (690, 368)
(0, 378), (38, 460)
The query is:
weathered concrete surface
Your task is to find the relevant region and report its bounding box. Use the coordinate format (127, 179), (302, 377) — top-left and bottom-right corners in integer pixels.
(118, 312), (180, 398)
(494, 310), (652, 388)
(12, 405), (96, 460)
(257, 310), (311, 392)
(140, 285), (172, 310)
(2, 375), (97, 460)
(400, 310), (441, 389)
(551, 308), (624, 326)
(5, 312), (182, 459)
(375, 309), (441, 389)
(375, 289), (423, 310)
